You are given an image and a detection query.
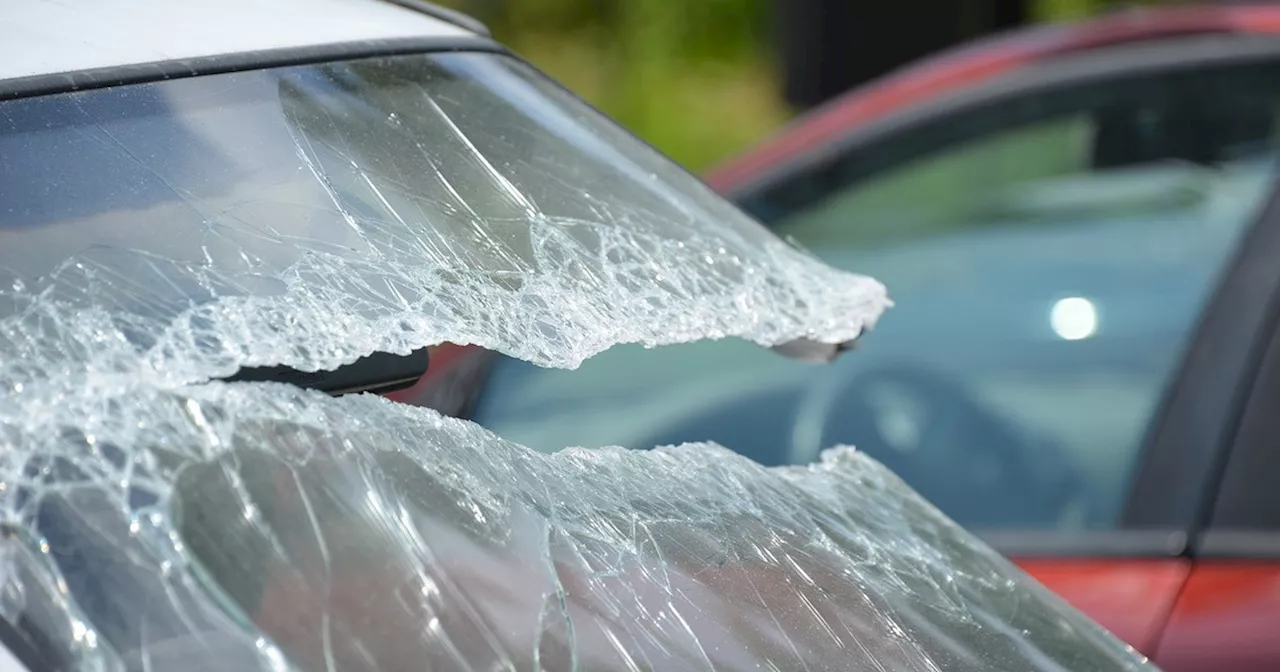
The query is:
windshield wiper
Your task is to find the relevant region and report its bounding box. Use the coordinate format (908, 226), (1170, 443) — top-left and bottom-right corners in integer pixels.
(222, 347), (430, 395)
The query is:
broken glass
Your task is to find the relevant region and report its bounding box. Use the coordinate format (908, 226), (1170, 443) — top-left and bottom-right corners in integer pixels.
(0, 50), (1151, 670)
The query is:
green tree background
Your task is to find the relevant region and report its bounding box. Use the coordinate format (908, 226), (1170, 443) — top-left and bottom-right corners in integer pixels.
(439, 0), (1174, 171)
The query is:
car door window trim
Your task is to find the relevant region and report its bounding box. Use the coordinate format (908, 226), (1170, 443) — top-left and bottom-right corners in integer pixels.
(728, 36), (1280, 204)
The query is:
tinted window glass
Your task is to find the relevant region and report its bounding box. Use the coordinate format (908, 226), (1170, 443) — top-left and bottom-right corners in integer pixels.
(473, 59), (1280, 532)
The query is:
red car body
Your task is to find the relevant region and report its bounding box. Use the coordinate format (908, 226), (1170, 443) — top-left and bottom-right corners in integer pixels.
(698, 6), (1280, 671)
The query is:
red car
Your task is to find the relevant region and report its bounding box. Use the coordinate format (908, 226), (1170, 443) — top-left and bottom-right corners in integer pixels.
(445, 5), (1280, 671)
(707, 6), (1280, 671)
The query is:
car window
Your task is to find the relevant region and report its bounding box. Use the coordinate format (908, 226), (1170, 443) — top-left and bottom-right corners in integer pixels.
(473, 58), (1280, 534)
(780, 115), (1094, 249)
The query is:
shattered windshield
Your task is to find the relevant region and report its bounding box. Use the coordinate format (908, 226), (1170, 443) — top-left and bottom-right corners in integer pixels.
(0, 51), (1149, 670)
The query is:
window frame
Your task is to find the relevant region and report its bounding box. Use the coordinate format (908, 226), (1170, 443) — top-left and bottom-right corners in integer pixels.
(723, 34), (1280, 203)
(1195, 185), (1280, 559)
(728, 35), (1280, 558)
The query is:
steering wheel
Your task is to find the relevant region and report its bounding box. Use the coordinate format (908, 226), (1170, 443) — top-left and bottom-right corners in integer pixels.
(789, 362), (1087, 529)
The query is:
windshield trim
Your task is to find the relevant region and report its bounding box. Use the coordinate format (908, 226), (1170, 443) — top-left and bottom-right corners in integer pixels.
(0, 34), (504, 102)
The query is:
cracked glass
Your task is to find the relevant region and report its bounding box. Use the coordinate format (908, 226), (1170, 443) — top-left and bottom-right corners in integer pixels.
(0, 50), (1151, 670)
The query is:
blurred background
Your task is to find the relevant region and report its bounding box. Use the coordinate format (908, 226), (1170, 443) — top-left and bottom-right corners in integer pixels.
(437, 0), (1176, 170)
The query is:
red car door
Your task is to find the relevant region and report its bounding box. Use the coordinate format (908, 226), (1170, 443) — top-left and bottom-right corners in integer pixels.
(1157, 563), (1280, 671)
(1019, 558), (1190, 655)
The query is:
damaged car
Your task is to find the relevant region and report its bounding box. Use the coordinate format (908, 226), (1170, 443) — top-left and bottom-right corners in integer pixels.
(0, 0), (1154, 670)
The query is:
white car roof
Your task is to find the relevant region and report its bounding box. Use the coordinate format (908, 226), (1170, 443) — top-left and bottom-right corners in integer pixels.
(0, 0), (477, 84)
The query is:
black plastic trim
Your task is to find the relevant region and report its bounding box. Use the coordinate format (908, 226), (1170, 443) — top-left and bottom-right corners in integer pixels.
(0, 35), (503, 102)
(1194, 189), (1280, 540)
(379, 0), (490, 36)
(225, 348), (430, 396)
(980, 530), (1189, 559)
(1197, 531), (1280, 559)
(1123, 179), (1280, 530)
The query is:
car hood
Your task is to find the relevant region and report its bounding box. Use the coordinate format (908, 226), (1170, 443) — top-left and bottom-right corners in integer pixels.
(0, 51), (1149, 670)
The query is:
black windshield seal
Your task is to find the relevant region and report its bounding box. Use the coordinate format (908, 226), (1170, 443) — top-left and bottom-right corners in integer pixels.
(0, 35), (504, 102)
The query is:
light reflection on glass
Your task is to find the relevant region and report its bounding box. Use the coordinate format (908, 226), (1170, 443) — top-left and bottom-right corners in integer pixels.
(1050, 296), (1098, 340)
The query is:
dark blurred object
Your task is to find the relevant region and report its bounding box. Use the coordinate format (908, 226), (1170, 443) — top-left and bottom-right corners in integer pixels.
(777, 0), (1024, 109)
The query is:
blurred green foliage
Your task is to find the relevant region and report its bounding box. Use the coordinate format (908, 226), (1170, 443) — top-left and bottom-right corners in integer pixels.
(438, 0), (786, 171)
(439, 0), (1176, 172)
(1031, 0), (1172, 20)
